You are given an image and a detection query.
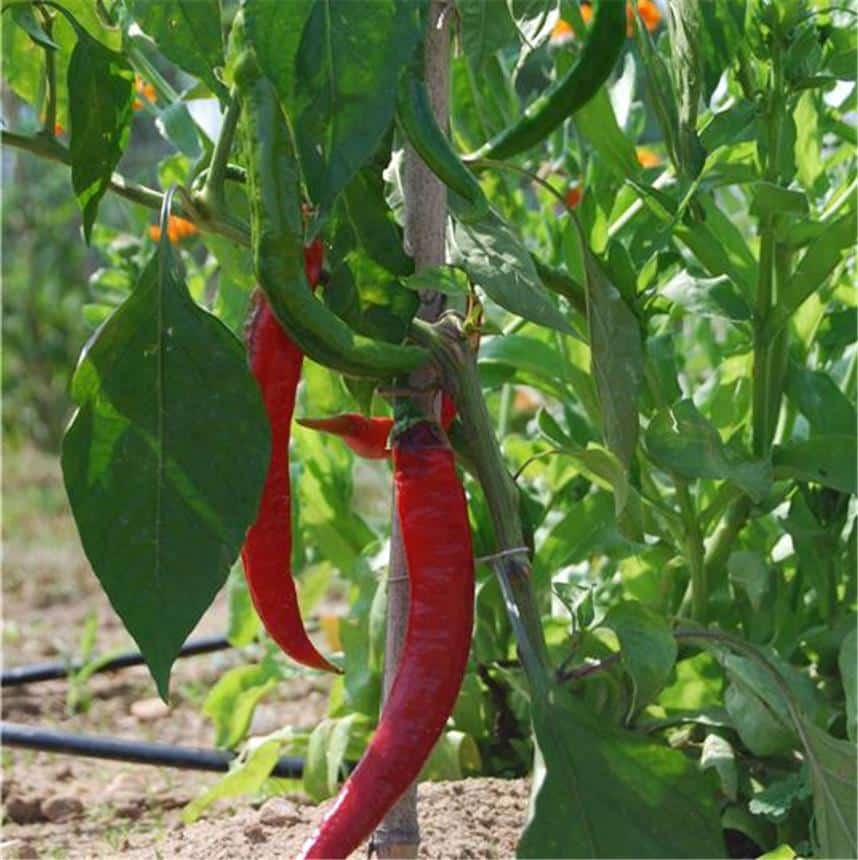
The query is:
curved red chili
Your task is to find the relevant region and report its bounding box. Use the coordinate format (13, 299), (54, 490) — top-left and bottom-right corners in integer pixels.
(299, 420), (475, 859)
(297, 393), (457, 460)
(241, 242), (339, 674)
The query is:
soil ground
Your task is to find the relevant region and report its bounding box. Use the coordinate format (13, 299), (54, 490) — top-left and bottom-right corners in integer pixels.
(2, 444), (528, 858)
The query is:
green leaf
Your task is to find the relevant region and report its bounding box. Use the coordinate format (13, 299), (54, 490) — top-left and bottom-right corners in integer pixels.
(401, 265), (471, 296)
(602, 601), (678, 711)
(130, 1), (226, 98)
(326, 157), (418, 343)
(794, 91), (823, 189)
(721, 653), (822, 758)
(645, 399), (771, 501)
(728, 550), (770, 610)
(455, 0), (517, 71)
(420, 730), (482, 781)
(304, 719), (337, 802)
(304, 714), (368, 801)
(583, 248), (644, 469)
(227, 560), (261, 648)
(750, 181), (810, 219)
(61, 249), (270, 700)
(67, 28), (134, 241)
(203, 661), (280, 749)
(700, 733), (738, 801)
(839, 626), (856, 742)
(262, 0), (422, 212)
(784, 362), (857, 437)
(658, 652), (724, 712)
(243, 0), (313, 106)
(758, 845), (798, 859)
(183, 737), (282, 823)
(749, 770), (811, 822)
(773, 435), (857, 495)
(517, 684), (724, 858)
(575, 89), (641, 180)
(673, 197), (758, 300)
(769, 208), (857, 333)
(803, 719), (857, 859)
(660, 271), (752, 322)
(10, 5), (59, 50)
(449, 211), (574, 335)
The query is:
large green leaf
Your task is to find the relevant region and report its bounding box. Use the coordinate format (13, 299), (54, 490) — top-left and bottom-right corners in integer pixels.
(251, 0), (422, 213)
(325, 156), (418, 343)
(769, 208), (857, 334)
(449, 211), (574, 335)
(243, 0), (314, 107)
(517, 684), (725, 858)
(602, 601), (678, 711)
(130, 0), (226, 98)
(62, 244), (270, 699)
(803, 720), (857, 859)
(773, 435), (857, 495)
(67, 25), (134, 241)
(785, 362), (857, 437)
(645, 399), (771, 501)
(583, 248), (643, 469)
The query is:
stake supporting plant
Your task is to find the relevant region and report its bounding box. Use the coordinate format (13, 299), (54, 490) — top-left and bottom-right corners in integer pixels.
(375, 2), (450, 854)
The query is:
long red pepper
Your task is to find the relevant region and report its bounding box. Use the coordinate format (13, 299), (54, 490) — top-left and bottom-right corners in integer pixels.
(297, 393), (456, 460)
(241, 241), (339, 674)
(299, 420), (475, 859)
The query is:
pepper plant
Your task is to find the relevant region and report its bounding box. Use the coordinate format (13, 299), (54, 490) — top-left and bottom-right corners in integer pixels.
(2, 0), (855, 857)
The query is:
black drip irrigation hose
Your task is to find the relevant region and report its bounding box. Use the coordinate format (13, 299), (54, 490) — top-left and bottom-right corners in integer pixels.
(0, 722), (306, 779)
(2, 634), (232, 688)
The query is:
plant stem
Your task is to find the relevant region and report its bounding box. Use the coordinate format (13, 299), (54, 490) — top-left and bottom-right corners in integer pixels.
(752, 42), (787, 458)
(497, 384), (513, 437)
(675, 481), (707, 621)
(411, 316), (554, 695)
(1, 130), (250, 247)
(126, 42), (180, 103)
(197, 91), (241, 215)
(38, 8), (57, 136)
(376, 4), (449, 854)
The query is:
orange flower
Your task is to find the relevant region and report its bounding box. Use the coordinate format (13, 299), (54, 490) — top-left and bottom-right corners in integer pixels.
(550, 17), (574, 44)
(637, 0), (662, 32)
(53, 123), (64, 137)
(514, 389), (540, 413)
(627, 0), (662, 36)
(565, 185), (583, 209)
(133, 76), (156, 110)
(636, 147), (661, 168)
(549, 5), (593, 43)
(149, 215), (198, 244)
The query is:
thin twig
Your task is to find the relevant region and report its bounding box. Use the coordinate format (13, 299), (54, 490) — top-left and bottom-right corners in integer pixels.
(1, 130), (250, 246)
(556, 652), (621, 683)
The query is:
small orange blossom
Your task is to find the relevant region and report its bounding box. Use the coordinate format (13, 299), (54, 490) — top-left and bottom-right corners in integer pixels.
(149, 215), (198, 244)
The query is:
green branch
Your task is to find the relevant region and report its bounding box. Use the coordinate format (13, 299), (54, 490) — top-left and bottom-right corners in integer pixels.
(1, 130), (250, 247)
(410, 315), (553, 694)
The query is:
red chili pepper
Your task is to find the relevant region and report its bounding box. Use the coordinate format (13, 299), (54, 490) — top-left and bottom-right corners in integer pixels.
(297, 393), (457, 460)
(299, 420), (474, 859)
(241, 241), (339, 674)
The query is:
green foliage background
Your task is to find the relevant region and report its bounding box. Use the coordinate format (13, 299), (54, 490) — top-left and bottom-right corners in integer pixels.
(2, 0), (855, 857)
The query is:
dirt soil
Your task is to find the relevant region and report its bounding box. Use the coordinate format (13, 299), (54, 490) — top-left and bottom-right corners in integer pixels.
(2, 445), (529, 858)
